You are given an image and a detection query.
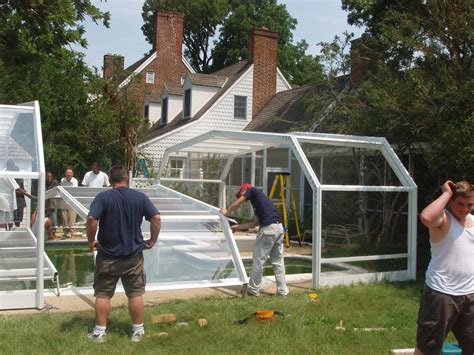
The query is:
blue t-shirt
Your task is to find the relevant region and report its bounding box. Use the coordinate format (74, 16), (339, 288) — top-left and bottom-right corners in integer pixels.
(89, 187), (159, 258)
(244, 187), (280, 227)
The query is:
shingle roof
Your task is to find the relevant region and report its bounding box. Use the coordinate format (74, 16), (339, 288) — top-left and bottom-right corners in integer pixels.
(145, 92), (161, 103)
(165, 83), (183, 96)
(144, 60), (251, 141)
(188, 73), (227, 88)
(125, 52), (154, 73)
(245, 76), (349, 133)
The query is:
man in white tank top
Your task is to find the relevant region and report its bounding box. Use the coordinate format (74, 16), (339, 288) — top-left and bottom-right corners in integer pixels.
(415, 180), (474, 355)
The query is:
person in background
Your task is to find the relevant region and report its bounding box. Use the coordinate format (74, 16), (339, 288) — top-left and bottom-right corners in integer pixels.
(82, 163), (110, 188)
(46, 171), (59, 227)
(60, 167), (78, 238)
(31, 208), (55, 241)
(86, 165), (161, 343)
(220, 183), (289, 297)
(5, 160), (35, 228)
(415, 180), (474, 355)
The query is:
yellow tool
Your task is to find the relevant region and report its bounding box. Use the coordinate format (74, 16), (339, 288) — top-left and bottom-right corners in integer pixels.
(268, 172), (302, 247)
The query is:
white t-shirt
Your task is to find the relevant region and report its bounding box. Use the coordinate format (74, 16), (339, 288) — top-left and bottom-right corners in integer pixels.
(0, 178), (19, 223)
(425, 210), (474, 295)
(81, 171), (110, 187)
(60, 177), (78, 187)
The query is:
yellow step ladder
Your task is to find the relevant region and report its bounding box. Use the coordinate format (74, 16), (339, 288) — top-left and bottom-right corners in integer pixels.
(268, 173), (302, 248)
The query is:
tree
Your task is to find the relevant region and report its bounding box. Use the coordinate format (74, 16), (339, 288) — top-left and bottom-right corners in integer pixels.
(0, 1), (151, 176)
(141, 0), (323, 84)
(303, 1), (472, 249)
(307, 0), (473, 180)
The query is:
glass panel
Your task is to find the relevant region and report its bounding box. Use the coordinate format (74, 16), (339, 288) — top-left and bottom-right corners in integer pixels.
(0, 231), (57, 291)
(300, 143), (402, 186)
(320, 191), (408, 258)
(44, 220), (240, 288)
(267, 148), (288, 168)
(39, 186), (245, 288)
(321, 258), (407, 275)
(0, 106), (38, 172)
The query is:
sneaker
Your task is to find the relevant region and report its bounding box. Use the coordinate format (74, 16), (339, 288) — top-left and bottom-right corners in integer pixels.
(131, 330), (144, 343)
(87, 331), (107, 343)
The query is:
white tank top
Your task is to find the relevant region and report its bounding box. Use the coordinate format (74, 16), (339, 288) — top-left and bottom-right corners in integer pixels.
(425, 210), (474, 295)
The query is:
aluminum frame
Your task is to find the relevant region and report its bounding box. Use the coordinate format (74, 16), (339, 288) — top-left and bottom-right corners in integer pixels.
(43, 184), (249, 291)
(160, 130), (418, 288)
(0, 101), (47, 310)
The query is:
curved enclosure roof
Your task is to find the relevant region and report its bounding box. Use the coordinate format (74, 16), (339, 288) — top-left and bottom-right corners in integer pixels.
(45, 185), (247, 290)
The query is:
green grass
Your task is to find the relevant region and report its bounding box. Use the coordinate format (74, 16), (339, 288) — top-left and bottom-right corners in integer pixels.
(0, 281), (455, 354)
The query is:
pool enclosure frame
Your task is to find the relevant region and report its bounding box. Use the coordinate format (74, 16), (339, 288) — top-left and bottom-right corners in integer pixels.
(44, 184), (249, 292)
(158, 130), (418, 288)
(0, 101), (54, 310)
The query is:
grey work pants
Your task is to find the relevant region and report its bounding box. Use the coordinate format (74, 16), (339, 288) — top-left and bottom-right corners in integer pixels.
(247, 223), (288, 296)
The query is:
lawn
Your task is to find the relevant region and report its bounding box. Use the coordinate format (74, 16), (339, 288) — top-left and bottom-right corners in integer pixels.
(0, 281), (449, 354)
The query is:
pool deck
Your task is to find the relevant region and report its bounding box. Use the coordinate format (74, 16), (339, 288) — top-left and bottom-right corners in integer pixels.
(2, 279), (314, 315)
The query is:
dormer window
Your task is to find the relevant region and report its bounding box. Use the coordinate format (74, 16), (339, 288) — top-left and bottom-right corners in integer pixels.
(161, 98), (168, 125)
(146, 71), (155, 84)
(183, 89), (191, 119)
(234, 95), (247, 119)
(144, 104), (149, 120)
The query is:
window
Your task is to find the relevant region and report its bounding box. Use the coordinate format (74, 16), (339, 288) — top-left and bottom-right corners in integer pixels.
(161, 98), (168, 125)
(169, 159), (184, 178)
(146, 71), (155, 84)
(183, 89), (191, 119)
(234, 96), (247, 119)
(144, 105), (149, 120)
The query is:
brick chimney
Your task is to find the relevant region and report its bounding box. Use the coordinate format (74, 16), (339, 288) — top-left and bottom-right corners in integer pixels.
(103, 54), (124, 79)
(249, 27), (278, 118)
(350, 38), (371, 87)
(153, 11), (184, 58)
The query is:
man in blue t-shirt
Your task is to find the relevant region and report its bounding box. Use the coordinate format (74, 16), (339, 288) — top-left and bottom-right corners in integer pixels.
(220, 183), (288, 297)
(86, 165), (161, 343)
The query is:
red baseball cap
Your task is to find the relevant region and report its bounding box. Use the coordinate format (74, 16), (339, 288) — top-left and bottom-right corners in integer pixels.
(236, 183), (252, 198)
(240, 183), (252, 192)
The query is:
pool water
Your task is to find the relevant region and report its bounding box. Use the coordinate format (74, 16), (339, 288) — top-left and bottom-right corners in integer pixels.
(45, 246), (316, 288)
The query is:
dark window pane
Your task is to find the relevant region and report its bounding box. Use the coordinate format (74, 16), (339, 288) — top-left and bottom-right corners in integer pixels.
(234, 96), (247, 119)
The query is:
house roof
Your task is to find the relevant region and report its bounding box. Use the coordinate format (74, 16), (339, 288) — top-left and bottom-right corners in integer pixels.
(188, 73), (227, 88)
(165, 83), (184, 96)
(245, 76), (349, 133)
(125, 52), (154, 73)
(144, 60), (251, 142)
(118, 52), (195, 89)
(145, 92), (162, 103)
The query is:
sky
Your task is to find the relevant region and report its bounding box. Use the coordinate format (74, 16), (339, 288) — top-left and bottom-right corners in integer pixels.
(77, 0), (364, 70)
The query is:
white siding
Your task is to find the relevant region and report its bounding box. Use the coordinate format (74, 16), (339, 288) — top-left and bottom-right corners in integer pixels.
(190, 85), (219, 117)
(140, 67), (254, 169)
(276, 68), (291, 93)
(168, 95), (183, 124)
(148, 102), (161, 125)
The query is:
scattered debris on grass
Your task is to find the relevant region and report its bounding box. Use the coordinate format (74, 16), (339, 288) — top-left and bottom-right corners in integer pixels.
(177, 322), (189, 327)
(151, 313), (177, 324)
(308, 293), (318, 302)
(198, 319), (208, 327)
(148, 332), (169, 338)
(335, 320), (345, 331)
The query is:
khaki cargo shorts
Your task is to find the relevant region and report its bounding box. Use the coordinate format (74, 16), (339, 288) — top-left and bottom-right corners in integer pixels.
(93, 252), (146, 299)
